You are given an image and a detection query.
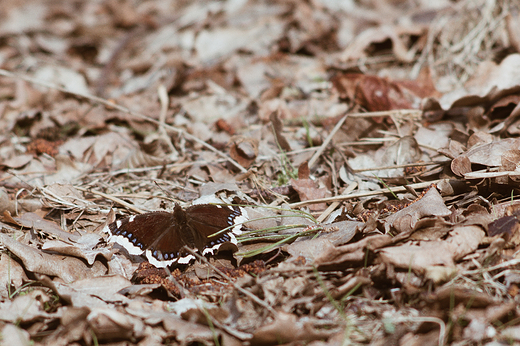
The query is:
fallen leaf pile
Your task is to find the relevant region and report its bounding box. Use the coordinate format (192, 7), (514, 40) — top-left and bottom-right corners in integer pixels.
(2, 0), (520, 345)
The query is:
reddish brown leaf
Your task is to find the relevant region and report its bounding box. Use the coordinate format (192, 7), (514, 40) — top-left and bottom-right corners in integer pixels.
(332, 70), (437, 112)
(297, 161), (310, 180)
(290, 177), (329, 211)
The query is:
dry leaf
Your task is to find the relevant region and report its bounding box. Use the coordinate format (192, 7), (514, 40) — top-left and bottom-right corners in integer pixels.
(1, 154), (33, 168)
(332, 69), (436, 111)
(340, 24), (425, 63)
(290, 177), (329, 211)
(378, 225), (485, 272)
(6, 211), (79, 242)
(314, 234), (395, 271)
(0, 291), (55, 323)
(284, 221), (361, 262)
(0, 253), (28, 298)
(88, 308), (144, 341)
(0, 324), (31, 345)
(250, 312), (337, 345)
(0, 233), (106, 283)
(229, 136), (258, 169)
(384, 186), (451, 234)
(41, 234), (112, 265)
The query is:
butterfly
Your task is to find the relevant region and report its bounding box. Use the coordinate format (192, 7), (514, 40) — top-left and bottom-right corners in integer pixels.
(104, 203), (248, 268)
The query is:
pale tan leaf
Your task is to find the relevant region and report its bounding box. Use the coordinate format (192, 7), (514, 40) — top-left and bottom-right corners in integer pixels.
(384, 186), (451, 234)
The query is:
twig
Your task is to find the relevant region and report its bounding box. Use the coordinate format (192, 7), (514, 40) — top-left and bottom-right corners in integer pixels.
(339, 137), (438, 151)
(352, 160), (450, 173)
(0, 68), (247, 173)
(289, 180), (440, 208)
(163, 267), (188, 299)
(308, 114), (348, 169)
(346, 109), (421, 118)
(316, 181), (358, 223)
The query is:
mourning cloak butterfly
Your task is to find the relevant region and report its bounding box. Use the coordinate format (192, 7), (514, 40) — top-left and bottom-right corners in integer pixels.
(103, 203), (248, 268)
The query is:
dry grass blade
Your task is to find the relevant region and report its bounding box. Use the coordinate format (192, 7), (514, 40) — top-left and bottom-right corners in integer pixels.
(39, 186), (101, 212)
(238, 225), (323, 258)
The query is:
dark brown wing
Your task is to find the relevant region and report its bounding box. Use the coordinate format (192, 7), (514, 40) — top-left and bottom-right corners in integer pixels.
(105, 204), (248, 268)
(185, 204), (248, 255)
(106, 211), (194, 267)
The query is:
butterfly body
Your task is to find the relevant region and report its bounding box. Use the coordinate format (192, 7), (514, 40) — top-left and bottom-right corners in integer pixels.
(104, 203), (248, 268)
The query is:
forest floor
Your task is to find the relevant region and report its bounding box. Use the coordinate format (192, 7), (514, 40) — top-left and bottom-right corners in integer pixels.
(1, 0), (520, 345)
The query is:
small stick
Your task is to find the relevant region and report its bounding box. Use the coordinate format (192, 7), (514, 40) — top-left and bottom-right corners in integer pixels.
(308, 114), (348, 169)
(316, 182), (358, 223)
(352, 160), (450, 173)
(289, 180), (440, 208)
(346, 109), (421, 118)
